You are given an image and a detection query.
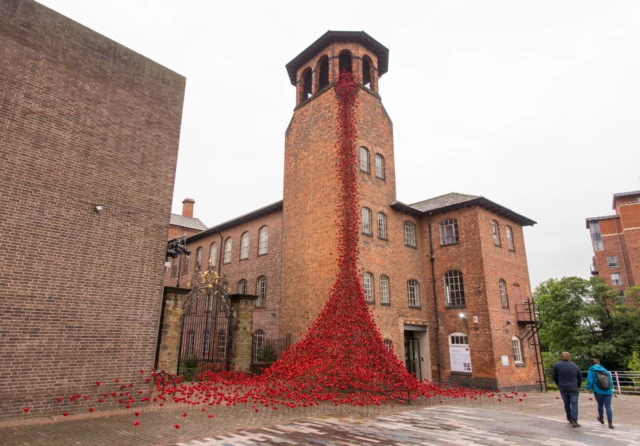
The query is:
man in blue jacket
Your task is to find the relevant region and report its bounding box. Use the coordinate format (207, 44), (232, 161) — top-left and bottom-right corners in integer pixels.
(552, 351), (583, 427)
(586, 358), (614, 429)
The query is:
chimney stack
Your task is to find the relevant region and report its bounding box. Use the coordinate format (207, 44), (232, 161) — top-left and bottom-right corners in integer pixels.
(182, 198), (195, 218)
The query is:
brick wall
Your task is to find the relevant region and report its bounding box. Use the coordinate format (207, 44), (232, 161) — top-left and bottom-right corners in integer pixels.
(0, 0), (185, 419)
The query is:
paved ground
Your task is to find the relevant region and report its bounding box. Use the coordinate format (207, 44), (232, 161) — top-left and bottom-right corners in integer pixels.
(1, 392), (639, 445)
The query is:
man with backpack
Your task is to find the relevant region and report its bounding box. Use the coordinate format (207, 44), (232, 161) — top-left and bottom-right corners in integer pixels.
(552, 352), (583, 427)
(586, 358), (615, 429)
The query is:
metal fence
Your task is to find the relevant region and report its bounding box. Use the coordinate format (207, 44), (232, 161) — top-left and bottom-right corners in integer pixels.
(545, 369), (640, 395)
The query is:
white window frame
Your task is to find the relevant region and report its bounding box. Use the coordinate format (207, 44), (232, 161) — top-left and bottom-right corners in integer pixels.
(492, 220), (501, 247)
(256, 276), (267, 307)
(237, 279), (247, 294)
(439, 218), (459, 245)
(360, 147), (370, 173)
(512, 336), (524, 364)
(258, 226), (269, 255)
(407, 279), (420, 307)
(607, 256), (619, 269)
(362, 207), (372, 235)
(252, 329), (265, 362)
(444, 270), (465, 307)
(590, 221), (603, 251)
(449, 332), (472, 373)
(506, 225), (514, 251)
(377, 212), (387, 239)
(379, 275), (390, 305)
(499, 279), (509, 308)
(404, 221), (417, 247)
(240, 232), (250, 260)
(611, 273), (623, 286)
(223, 238), (232, 264)
(363, 272), (374, 303)
(209, 242), (217, 267)
(375, 153), (385, 179)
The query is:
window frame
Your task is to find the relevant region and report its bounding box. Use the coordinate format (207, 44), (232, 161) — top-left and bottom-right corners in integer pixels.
(362, 207), (373, 236)
(448, 332), (472, 373)
(359, 146), (370, 173)
(407, 279), (420, 308)
(209, 242), (217, 268)
(499, 279), (509, 308)
(170, 257), (178, 278)
(404, 221), (417, 248)
(512, 336), (524, 364)
(506, 225), (515, 251)
(491, 220), (501, 247)
(195, 247), (203, 271)
(589, 221), (604, 251)
(237, 279), (247, 294)
(258, 225), (269, 256)
(375, 153), (385, 179)
(223, 238), (232, 264)
(444, 270), (465, 307)
(252, 329), (265, 363)
(379, 275), (390, 305)
(611, 273), (623, 286)
(439, 218), (459, 246)
(240, 232), (250, 260)
(607, 256), (619, 269)
(183, 253), (190, 275)
(377, 212), (387, 240)
(256, 276), (267, 307)
(363, 272), (374, 304)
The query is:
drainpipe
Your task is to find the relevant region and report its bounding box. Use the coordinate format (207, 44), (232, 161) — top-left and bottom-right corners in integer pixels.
(613, 218), (630, 292)
(428, 213), (442, 382)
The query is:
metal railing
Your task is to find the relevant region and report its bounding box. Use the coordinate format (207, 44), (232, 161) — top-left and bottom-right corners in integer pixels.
(545, 369), (640, 395)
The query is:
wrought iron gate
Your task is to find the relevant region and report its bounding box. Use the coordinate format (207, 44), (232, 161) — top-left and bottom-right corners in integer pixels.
(177, 269), (232, 380)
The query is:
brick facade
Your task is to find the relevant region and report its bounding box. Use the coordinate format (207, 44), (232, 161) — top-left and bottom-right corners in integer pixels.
(0, 0), (185, 420)
(166, 32), (540, 392)
(587, 191), (640, 296)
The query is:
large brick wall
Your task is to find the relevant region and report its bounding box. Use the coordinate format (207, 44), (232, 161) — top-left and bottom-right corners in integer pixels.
(0, 0), (185, 419)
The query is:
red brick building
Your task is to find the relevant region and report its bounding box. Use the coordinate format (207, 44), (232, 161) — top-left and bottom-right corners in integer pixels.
(0, 0), (185, 419)
(166, 31), (541, 391)
(168, 198), (207, 240)
(587, 191), (640, 294)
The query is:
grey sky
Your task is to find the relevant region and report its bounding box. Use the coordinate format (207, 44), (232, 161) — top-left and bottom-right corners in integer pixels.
(38, 0), (640, 288)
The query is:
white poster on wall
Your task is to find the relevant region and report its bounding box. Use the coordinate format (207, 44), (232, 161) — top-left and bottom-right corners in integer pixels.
(450, 345), (472, 373)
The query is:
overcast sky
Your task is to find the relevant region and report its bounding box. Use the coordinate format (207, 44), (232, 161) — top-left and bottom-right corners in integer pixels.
(38, 0), (640, 289)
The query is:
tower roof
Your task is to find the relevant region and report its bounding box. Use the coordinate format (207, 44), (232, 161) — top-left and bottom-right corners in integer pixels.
(285, 31), (389, 85)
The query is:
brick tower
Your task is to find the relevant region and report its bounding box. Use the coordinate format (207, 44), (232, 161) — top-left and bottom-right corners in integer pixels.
(280, 32), (403, 342)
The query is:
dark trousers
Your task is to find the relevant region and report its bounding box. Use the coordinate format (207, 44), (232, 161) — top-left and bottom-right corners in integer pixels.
(560, 390), (580, 421)
(594, 393), (613, 422)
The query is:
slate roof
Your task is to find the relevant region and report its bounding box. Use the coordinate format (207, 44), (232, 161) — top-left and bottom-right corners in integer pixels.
(391, 192), (536, 226)
(170, 214), (208, 231)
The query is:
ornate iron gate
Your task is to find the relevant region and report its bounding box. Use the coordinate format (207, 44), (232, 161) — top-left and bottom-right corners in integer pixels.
(177, 269), (232, 380)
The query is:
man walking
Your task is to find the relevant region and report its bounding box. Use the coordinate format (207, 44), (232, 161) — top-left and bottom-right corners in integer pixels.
(552, 352), (583, 427)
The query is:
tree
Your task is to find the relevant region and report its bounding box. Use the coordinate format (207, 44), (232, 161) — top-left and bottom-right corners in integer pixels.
(534, 277), (640, 370)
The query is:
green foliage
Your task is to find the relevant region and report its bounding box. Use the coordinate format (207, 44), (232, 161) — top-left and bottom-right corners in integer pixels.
(257, 344), (277, 363)
(534, 276), (640, 371)
(629, 351), (640, 372)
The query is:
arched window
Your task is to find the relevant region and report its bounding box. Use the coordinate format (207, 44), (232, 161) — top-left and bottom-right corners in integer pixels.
(407, 280), (420, 307)
(223, 238), (232, 264)
(258, 226), (269, 255)
(171, 257), (178, 278)
(362, 207), (372, 235)
(301, 68), (312, 101)
(316, 55), (329, 90)
(339, 50), (352, 73)
(506, 225), (514, 251)
(252, 329), (265, 362)
(404, 221), (417, 247)
(363, 272), (374, 303)
(256, 276), (267, 307)
(216, 330), (226, 359)
(360, 146), (370, 173)
(439, 218), (459, 245)
(377, 212), (387, 239)
(499, 279), (509, 308)
(444, 270), (465, 307)
(240, 232), (250, 260)
(380, 275), (390, 305)
(383, 339), (393, 350)
(237, 279), (247, 294)
(183, 253), (190, 275)
(209, 242), (217, 267)
(491, 220), (501, 246)
(512, 336), (524, 364)
(375, 153), (385, 179)
(449, 332), (472, 373)
(195, 247), (203, 271)
(362, 55), (373, 88)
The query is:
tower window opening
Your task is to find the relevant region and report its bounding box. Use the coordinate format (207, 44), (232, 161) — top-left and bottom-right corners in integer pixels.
(362, 56), (372, 87)
(317, 56), (329, 90)
(339, 51), (352, 73)
(301, 68), (312, 101)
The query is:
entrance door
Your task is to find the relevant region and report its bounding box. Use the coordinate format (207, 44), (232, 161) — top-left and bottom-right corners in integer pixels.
(404, 332), (422, 381)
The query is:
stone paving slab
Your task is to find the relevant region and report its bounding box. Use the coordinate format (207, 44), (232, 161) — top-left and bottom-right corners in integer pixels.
(0, 392), (638, 445)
